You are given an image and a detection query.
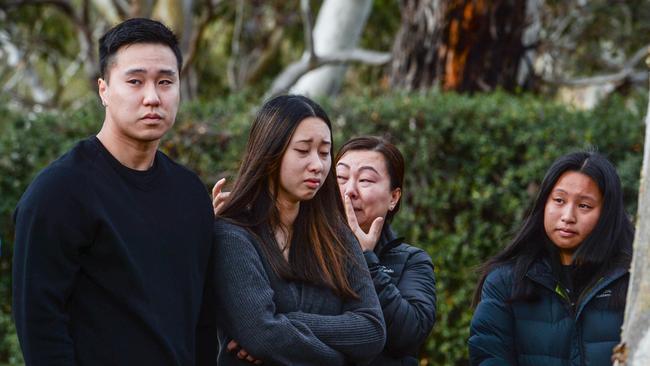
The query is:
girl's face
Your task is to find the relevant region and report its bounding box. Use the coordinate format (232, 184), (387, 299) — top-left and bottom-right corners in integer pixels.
(277, 117), (332, 204)
(543, 171), (603, 264)
(336, 150), (401, 232)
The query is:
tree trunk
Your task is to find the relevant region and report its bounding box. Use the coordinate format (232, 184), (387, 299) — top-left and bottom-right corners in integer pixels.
(153, 0), (198, 98)
(517, 0), (541, 88)
(289, 0), (373, 97)
(390, 0), (529, 92)
(618, 60), (650, 366)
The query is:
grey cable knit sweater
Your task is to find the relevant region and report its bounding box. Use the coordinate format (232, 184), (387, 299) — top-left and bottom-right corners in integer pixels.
(213, 219), (386, 365)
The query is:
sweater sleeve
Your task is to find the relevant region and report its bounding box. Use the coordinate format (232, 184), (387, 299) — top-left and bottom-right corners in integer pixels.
(12, 167), (90, 366)
(365, 247), (436, 356)
(286, 236), (386, 363)
(213, 225), (345, 365)
(468, 268), (517, 366)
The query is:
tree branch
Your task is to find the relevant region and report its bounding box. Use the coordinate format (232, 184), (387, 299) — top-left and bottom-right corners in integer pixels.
(227, 0), (245, 90)
(109, 0), (129, 19)
(625, 44), (650, 70)
(244, 27), (285, 85)
(300, 0), (316, 64)
(320, 49), (392, 65)
(542, 44), (650, 86)
(182, 0), (223, 77)
(266, 48), (391, 98)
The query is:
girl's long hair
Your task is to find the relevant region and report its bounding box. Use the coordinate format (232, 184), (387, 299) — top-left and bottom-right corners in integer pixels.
(472, 151), (633, 308)
(219, 95), (358, 299)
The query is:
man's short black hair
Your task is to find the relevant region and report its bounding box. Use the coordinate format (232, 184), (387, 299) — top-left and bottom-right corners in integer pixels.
(99, 18), (182, 80)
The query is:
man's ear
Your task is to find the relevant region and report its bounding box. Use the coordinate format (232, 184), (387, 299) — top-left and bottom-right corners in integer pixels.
(98, 78), (108, 107)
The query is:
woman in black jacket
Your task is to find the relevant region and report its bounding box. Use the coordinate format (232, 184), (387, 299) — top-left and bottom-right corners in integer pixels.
(469, 151), (634, 366)
(335, 136), (437, 366)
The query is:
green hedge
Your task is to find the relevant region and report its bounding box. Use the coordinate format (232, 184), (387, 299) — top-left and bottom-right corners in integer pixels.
(0, 91), (645, 365)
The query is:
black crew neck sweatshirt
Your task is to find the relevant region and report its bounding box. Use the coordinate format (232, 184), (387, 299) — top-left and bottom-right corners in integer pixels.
(13, 137), (216, 366)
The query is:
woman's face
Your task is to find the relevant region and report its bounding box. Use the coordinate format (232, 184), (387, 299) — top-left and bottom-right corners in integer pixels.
(543, 171), (603, 264)
(336, 150), (401, 232)
(277, 117), (332, 204)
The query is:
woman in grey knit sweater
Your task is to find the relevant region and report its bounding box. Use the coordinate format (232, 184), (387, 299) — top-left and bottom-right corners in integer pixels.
(212, 95), (386, 365)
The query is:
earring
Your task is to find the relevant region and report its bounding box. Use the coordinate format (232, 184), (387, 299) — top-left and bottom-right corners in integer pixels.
(101, 100), (107, 107)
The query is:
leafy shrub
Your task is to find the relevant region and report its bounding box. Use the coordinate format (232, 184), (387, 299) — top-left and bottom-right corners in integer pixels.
(0, 91), (644, 365)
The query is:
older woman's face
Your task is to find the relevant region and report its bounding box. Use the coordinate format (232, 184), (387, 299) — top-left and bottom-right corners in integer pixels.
(543, 171), (603, 265)
(336, 150), (401, 232)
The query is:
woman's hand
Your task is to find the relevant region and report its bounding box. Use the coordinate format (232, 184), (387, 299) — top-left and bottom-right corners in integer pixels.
(227, 340), (263, 365)
(343, 194), (384, 252)
(212, 178), (231, 216)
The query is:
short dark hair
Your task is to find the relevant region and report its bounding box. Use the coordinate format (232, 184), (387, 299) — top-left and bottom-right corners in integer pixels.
(335, 136), (405, 223)
(99, 18), (182, 80)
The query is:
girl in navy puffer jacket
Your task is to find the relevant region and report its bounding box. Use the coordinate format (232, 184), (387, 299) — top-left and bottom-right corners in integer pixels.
(469, 151), (634, 366)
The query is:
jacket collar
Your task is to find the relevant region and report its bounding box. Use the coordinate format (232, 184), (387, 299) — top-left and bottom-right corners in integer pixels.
(575, 266), (627, 319)
(525, 257), (628, 318)
(375, 225), (404, 257)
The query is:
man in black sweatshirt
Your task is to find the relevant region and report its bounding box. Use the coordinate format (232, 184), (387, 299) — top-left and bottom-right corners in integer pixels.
(12, 18), (216, 365)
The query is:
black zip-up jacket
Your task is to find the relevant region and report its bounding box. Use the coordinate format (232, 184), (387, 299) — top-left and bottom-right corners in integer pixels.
(363, 226), (437, 366)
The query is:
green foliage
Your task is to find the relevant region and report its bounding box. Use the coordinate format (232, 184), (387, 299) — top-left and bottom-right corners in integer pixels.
(0, 91), (645, 365)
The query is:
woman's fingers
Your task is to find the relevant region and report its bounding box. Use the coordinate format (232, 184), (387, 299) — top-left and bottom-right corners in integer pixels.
(212, 177), (226, 199)
(226, 340), (239, 352)
(227, 341), (259, 364)
(212, 178), (231, 215)
(213, 191), (231, 215)
(367, 216), (384, 245)
(343, 194), (359, 230)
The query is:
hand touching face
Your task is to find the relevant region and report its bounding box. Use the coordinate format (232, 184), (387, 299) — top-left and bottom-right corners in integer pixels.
(336, 150), (401, 233)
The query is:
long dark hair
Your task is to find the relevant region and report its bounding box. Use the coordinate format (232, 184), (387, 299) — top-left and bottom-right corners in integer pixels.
(335, 136), (405, 223)
(473, 151), (634, 307)
(219, 94), (358, 299)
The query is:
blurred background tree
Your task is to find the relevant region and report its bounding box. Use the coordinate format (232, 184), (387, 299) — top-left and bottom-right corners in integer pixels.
(2, 0), (647, 105)
(1, 0), (649, 365)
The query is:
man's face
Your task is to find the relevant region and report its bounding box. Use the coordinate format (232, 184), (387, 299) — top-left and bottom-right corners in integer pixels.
(98, 43), (180, 144)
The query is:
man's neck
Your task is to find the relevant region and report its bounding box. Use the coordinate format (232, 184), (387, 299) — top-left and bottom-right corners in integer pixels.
(96, 127), (159, 171)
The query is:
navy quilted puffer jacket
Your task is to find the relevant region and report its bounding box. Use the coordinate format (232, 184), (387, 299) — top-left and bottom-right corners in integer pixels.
(469, 259), (627, 366)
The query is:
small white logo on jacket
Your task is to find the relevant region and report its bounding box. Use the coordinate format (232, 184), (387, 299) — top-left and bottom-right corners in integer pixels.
(596, 289), (612, 299)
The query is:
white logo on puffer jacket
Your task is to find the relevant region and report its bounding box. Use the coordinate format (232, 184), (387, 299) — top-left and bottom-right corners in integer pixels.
(596, 289), (612, 298)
